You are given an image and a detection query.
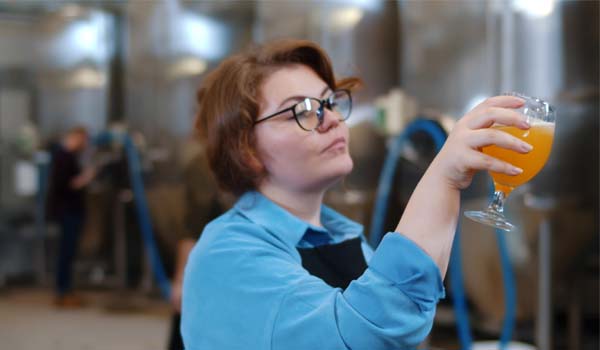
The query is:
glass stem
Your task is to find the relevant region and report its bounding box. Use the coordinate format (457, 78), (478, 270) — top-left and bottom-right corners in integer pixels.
(488, 191), (507, 215)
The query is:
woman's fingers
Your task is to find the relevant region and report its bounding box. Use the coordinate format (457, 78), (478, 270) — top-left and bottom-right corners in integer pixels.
(476, 95), (525, 110)
(463, 95), (527, 129)
(466, 149), (523, 176)
(468, 129), (533, 153)
(468, 106), (530, 130)
(436, 94), (531, 188)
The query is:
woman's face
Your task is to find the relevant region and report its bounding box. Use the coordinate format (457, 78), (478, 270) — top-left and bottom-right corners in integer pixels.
(254, 64), (353, 193)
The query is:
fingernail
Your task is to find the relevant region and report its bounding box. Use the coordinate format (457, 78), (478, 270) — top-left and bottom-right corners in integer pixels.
(511, 167), (523, 175)
(522, 142), (533, 152)
(520, 120), (530, 129)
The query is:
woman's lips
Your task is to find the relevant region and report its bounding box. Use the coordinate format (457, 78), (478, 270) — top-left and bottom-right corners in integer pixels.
(322, 137), (346, 153)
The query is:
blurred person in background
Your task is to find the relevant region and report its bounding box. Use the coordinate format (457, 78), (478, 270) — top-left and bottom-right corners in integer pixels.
(181, 39), (532, 349)
(167, 137), (226, 350)
(46, 126), (97, 307)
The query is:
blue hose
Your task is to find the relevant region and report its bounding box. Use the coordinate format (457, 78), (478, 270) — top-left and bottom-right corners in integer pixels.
(122, 135), (172, 299)
(493, 191), (517, 349)
(369, 118), (518, 349)
(95, 132), (172, 300)
(449, 221), (474, 349)
(368, 119), (447, 247)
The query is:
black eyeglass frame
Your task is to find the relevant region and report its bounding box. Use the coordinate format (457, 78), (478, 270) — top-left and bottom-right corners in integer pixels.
(253, 89), (352, 131)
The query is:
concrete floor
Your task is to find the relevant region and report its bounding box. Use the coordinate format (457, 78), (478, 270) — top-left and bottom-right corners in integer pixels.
(0, 288), (171, 350)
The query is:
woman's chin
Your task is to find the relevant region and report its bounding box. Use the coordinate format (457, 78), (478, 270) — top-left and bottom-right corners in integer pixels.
(324, 158), (354, 184)
(339, 155), (354, 175)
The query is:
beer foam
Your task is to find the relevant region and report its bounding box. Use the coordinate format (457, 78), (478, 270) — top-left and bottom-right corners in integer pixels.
(492, 121), (555, 130)
(529, 120), (555, 130)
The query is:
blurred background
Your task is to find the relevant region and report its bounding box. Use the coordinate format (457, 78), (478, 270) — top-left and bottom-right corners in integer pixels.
(0, 0), (597, 349)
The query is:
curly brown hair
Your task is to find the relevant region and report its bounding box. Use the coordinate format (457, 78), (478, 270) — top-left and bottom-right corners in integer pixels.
(195, 39), (361, 196)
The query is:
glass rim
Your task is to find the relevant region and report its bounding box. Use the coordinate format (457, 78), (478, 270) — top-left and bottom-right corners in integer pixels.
(501, 91), (555, 120)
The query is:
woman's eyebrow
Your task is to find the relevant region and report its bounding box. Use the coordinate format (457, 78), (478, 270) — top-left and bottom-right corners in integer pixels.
(277, 86), (332, 109)
(276, 95), (305, 109)
(319, 86), (332, 97)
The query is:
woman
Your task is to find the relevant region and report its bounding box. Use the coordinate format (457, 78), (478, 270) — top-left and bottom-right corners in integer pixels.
(181, 39), (531, 349)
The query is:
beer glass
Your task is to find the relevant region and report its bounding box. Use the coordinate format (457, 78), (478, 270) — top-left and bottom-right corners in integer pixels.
(464, 93), (556, 231)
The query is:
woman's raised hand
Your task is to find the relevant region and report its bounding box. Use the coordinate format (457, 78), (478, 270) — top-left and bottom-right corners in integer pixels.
(433, 95), (532, 190)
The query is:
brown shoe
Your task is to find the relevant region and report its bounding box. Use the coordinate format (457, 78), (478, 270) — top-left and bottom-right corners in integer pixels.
(54, 294), (84, 308)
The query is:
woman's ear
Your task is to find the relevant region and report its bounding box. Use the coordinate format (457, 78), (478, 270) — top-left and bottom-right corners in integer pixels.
(241, 132), (267, 183)
(245, 151), (265, 174)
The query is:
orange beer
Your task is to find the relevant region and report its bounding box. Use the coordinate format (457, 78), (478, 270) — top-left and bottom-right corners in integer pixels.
(482, 123), (555, 196)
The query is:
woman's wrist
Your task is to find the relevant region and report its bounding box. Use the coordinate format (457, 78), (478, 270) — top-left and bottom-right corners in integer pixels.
(424, 155), (461, 194)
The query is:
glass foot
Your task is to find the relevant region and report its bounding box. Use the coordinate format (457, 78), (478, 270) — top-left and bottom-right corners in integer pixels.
(464, 209), (515, 231)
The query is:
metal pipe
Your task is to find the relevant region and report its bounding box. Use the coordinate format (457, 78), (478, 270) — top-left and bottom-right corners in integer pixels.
(536, 217), (552, 350)
(501, 0), (515, 92)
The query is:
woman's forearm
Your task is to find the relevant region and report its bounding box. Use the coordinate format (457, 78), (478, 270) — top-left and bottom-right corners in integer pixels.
(394, 160), (460, 278)
(394, 96), (530, 278)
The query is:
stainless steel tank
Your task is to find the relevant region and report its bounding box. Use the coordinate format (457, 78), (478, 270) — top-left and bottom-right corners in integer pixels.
(398, 0), (599, 333)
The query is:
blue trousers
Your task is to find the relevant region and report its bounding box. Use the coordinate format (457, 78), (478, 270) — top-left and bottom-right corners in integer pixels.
(56, 212), (84, 296)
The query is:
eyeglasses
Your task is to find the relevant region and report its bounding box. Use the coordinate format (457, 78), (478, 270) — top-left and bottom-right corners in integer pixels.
(254, 89), (352, 131)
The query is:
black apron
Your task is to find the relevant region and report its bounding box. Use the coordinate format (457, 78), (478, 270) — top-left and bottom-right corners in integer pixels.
(297, 237), (368, 290)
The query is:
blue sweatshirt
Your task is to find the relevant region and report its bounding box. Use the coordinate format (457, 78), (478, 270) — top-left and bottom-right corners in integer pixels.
(182, 191), (445, 350)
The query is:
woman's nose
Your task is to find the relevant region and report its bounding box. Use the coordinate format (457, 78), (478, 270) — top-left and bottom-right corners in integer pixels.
(316, 107), (341, 133)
